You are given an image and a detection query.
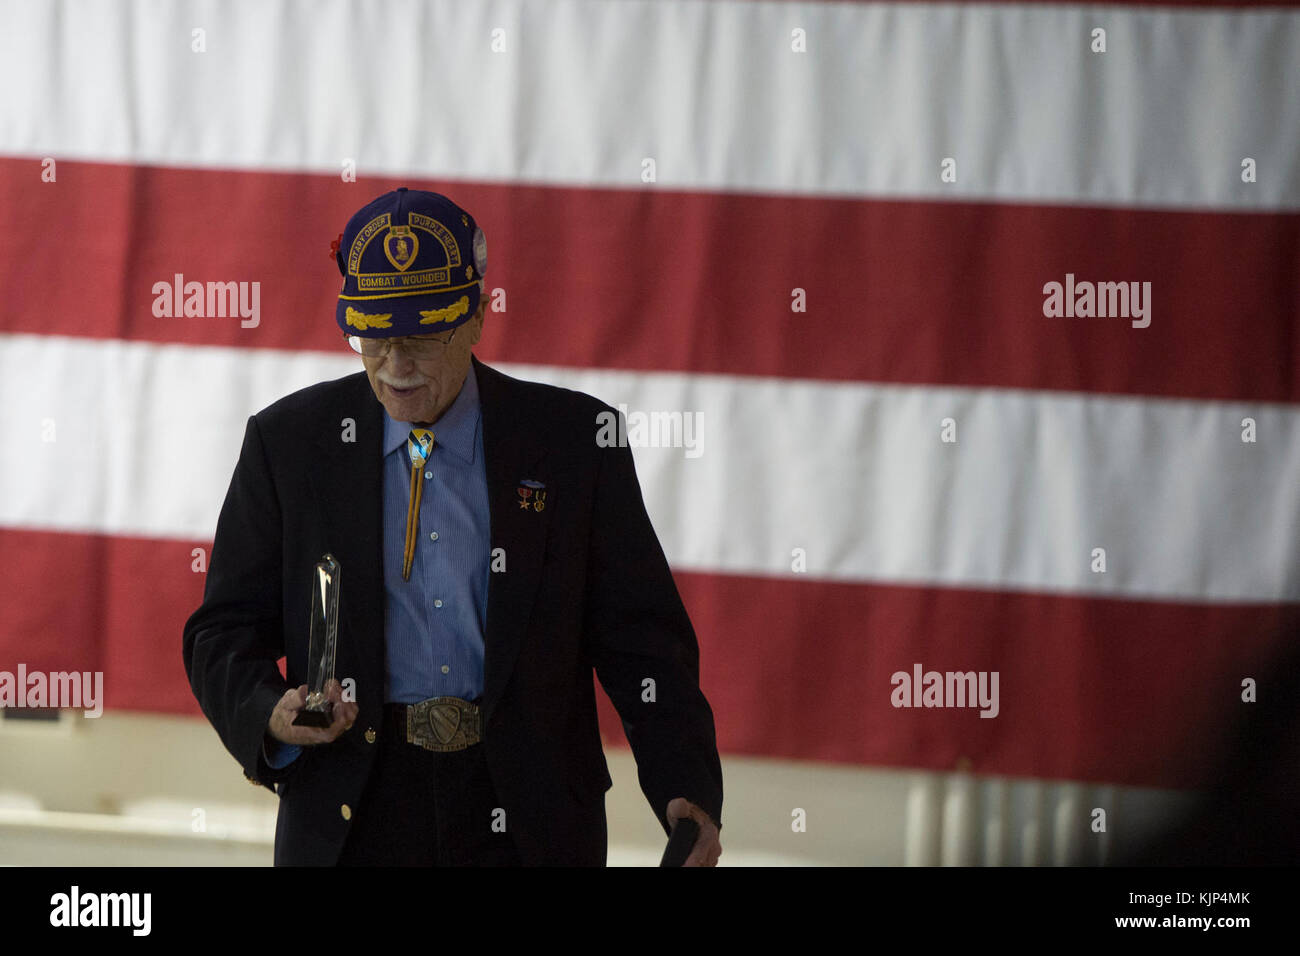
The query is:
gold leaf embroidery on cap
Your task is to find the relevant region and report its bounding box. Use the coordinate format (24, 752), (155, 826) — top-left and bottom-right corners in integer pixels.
(345, 307), (394, 329)
(418, 296), (470, 325)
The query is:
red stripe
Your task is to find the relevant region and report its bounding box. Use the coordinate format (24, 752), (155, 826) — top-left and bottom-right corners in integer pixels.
(658, 573), (1299, 790)
(2, 527), (1294, 788)
(1, 158), (1297, 403)
(0, 530), (207, 715)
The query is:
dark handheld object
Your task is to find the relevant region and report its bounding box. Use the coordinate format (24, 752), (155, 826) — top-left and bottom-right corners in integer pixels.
(292, 700), (333, 728)
(659, 817), (700, 867)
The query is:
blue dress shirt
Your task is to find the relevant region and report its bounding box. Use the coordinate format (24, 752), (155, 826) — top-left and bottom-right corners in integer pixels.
(264, 364), (491, 769)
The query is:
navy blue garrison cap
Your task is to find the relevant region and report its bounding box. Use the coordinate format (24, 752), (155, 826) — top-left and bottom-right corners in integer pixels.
(334, 187), (486, 338)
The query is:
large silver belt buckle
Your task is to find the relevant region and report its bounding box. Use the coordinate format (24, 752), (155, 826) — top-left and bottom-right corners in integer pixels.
(407, 696), (482, 752)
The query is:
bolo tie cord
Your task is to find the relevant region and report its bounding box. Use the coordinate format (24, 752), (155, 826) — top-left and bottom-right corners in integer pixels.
(403, 429), (435, 581)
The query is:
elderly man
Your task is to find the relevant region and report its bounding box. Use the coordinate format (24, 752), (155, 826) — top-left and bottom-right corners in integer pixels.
(182, 188), (723, 866)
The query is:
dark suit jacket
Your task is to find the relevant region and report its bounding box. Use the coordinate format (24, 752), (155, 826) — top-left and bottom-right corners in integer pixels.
(182, 355), (723, 865)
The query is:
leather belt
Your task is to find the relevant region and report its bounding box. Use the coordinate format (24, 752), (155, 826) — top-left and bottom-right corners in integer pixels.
(388, 697), (483, 752)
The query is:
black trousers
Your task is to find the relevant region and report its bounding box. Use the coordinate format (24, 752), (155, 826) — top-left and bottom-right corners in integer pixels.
(338, 704), (521, 866)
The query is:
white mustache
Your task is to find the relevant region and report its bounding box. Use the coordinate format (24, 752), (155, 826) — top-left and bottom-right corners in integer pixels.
(380, 378), (425, 389)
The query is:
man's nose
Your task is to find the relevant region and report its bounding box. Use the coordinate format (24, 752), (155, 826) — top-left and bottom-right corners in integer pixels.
(385, 346), (417, 371)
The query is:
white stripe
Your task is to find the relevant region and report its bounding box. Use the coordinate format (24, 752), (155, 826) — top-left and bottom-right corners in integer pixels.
(0, 334), (358, 541)
(0, 0), (1295, 210)
(3, 333), (1297, 602)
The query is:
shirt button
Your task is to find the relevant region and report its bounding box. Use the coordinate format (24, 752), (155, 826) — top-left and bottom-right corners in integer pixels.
(441, 665), (450, 674)
(424, 471), (433, 479)
(434, 599), (443, 608)
(340, 804), (352, 821)
(429, 531), (439, 541)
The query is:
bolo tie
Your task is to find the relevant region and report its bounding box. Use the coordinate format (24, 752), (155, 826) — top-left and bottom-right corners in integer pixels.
(402, 428), (435, 581)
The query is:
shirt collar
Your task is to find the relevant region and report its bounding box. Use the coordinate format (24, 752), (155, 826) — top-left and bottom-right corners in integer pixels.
(381, 363), (481, 465)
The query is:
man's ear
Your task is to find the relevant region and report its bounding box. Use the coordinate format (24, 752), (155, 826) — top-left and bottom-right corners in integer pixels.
(467, 297), (486, 346)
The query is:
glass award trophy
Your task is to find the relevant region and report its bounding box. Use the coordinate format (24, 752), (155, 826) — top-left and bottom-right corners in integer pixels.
(293, 553), (340, 728)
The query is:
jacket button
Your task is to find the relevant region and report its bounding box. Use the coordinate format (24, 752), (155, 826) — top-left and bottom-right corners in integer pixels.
(340, 804), (352, 821)
(365, 728), (376, 744)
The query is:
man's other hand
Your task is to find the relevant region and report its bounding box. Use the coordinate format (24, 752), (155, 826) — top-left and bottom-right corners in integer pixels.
(266, 680), (359, 746)
(666, 797), (722, 867)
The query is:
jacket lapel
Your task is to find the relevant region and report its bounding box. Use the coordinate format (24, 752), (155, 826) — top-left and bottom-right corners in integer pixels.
(473, 355), (550, 724)
(306, 373), (386, 707)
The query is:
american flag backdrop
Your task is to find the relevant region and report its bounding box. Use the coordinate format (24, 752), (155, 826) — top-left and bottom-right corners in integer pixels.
(1, 0), (1297, 806)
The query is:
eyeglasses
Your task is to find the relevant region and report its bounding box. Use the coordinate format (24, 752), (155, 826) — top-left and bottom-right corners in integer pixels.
(346, 327), (459, 358)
